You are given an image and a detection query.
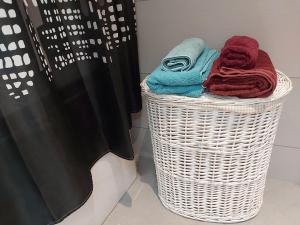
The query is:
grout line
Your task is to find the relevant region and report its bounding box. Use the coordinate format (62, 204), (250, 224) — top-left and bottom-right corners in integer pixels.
(274, 144), (300, 150)
(102, 175), (139, 225)
(131, 180), (145, 201)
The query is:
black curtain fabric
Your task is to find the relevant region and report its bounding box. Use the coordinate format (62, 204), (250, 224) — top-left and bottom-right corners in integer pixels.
(0, 0), (141, 225)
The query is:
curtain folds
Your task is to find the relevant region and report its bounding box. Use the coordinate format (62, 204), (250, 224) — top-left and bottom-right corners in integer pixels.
(0, 0), (141, 225)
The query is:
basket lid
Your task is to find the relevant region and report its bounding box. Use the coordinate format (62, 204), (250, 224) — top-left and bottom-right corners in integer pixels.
(141, 70), (292, 111)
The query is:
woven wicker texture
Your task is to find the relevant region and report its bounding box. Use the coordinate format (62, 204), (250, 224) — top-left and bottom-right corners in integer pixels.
(141, 71), (292, 223)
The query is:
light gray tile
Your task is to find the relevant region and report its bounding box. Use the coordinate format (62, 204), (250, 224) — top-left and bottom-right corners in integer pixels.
(58, 192), (96, 225)
(104, 163), (300, 225)
(103, 177), (215, 225)
(136, 0), (300, 77)
(132, 96), (149, 129)
(241, 179), (300, 225)
(268, 145), (300, 184)
(131, 127), (153, 158)
(275, 78), (300, 148)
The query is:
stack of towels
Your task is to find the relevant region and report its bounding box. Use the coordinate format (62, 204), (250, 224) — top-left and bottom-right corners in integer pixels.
(204, 36), (277, 98)
(147, 36), (277, 98)
(147, 38), (219, 97)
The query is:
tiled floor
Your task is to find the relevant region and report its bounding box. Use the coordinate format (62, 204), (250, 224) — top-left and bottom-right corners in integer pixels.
(103, 155), (300, 225)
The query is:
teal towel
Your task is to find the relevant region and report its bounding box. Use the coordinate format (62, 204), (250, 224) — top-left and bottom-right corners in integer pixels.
(147, 48), (220, 98)
(162, 38), (206, 72)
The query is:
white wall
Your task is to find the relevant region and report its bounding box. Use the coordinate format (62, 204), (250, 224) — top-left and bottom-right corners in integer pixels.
(133, 0), (300, 184)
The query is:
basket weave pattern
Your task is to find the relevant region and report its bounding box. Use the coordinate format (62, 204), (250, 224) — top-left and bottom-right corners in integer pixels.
(142, 71), (292, 223)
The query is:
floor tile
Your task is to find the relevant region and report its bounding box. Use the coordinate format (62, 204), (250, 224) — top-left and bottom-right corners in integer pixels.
(242, 179), (300, 225)
(104, 156), (300, 225)
(268, 145), (300, 184)
(132, 96), (149, 129)
(131, 127), (153, 158)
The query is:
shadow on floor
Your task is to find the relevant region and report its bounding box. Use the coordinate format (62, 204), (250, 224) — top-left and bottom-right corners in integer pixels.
(136, 152), (158, 196)
(117, 154), (157, 208)
(118, 192), (133, 207)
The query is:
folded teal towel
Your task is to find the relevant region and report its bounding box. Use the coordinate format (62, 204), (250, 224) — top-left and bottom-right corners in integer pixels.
(147, 48), (220, 98)
(162, 38), (206, 72)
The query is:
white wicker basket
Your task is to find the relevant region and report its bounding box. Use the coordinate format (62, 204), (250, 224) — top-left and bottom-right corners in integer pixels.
(141, 70), (292, 223)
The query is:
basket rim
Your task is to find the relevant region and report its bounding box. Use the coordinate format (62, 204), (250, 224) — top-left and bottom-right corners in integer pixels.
(141, 70), (293, 107)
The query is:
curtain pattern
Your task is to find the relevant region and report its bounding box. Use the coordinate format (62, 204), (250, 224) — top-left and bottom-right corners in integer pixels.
(0, 0), (141, 225)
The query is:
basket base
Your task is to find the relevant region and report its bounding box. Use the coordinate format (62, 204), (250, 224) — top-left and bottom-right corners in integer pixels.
(159, 195), (262, 224)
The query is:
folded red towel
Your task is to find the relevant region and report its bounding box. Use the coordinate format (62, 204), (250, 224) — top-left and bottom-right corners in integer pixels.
(204, 50), (277, 98)
(220, 36), (259, 69)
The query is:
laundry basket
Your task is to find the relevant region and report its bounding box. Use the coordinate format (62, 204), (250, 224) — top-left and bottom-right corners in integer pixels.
(141, 70), (292, 223)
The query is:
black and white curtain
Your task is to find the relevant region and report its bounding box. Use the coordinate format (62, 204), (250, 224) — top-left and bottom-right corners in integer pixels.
(0, 0), (141, 225)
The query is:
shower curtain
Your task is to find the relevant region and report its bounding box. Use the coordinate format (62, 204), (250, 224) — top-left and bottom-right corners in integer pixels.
(0, 1), (141, 225)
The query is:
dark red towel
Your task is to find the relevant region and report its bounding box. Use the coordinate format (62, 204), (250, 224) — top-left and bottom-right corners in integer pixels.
(220, 36), (259, 69)
(204, 50), (277, 98)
